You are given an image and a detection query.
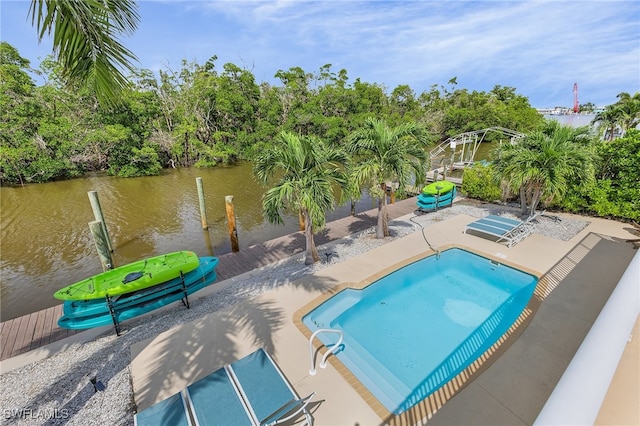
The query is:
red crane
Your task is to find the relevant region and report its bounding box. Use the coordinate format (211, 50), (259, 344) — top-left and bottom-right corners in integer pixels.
(573, 83), (579, 113)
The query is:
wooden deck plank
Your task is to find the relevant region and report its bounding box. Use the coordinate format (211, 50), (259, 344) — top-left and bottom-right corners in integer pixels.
(49, 305), (69, 342)
(28, 309), (55, 351)
(13, 314), (31, 356)
(1, 319), (12, 359)
(0, 320), (6, 351)
(10, 316), (31, 358)
(41, 306), (56, 346)
(239, 247), (262, 266)
(30, 307), (48, 351)
(14, 313), (39, 355)
(1, 319), (12, 358)
(1, 317), (21, 359)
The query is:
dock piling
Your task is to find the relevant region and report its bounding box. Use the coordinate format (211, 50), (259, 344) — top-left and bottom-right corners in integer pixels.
(89, 220), (114, 271)
(88, 191), (113, 252)
(196, 177), (208, 230)
(225, 195), (240, 252)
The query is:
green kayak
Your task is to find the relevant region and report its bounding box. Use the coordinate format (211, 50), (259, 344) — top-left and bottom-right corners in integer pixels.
(422, 180), (455, 195)
(54, 251), (200, 300)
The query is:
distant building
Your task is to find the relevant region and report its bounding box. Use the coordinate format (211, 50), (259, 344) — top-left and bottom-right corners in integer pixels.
(536, 107), (605, 115)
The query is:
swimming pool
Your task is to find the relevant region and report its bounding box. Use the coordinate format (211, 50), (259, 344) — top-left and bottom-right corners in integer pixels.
(302, 248), (538, 414)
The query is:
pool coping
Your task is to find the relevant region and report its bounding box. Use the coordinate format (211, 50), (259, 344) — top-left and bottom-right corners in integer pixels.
(292, 243), (545, 424)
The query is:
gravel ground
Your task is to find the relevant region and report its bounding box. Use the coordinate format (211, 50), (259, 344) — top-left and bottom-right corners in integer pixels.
(0, 201), (589, 426)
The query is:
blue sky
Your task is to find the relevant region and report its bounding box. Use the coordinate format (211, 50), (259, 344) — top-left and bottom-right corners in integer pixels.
(2, 0), (639, 108)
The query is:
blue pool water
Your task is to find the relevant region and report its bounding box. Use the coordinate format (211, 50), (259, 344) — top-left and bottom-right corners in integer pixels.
(302, 248), (538, 414)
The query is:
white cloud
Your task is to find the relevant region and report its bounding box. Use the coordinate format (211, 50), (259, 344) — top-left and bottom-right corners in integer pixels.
(2, 0), (638, 106)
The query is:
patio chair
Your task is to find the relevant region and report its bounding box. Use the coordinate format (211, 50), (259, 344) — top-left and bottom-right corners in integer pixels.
(464, 212), (541, 248)
(184, 348), (315, 426)
(186, 365), (254, 425)
(134, 391), (192, 426)
(227, 348), (315, 426)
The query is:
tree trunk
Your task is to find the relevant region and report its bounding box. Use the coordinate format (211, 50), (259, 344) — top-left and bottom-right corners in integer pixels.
(519, 186), (528, 215)
(530, 187), (542, 217)
(303, 210), (319, 265)
(377, 183), (390, 239)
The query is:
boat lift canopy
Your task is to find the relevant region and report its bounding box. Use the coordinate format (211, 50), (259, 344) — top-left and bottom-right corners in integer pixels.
(429, 127), (526, 169)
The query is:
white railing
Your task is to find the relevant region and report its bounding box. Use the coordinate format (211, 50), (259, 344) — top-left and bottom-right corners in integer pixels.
(308, 328), (344, 375)
(429, 127), (526, 160)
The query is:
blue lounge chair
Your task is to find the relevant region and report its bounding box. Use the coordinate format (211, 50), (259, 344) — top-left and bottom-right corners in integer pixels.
(186, 366), (253, 425)
(227, 348), (315, 426)
(464, 213), (541, 247)
(134, 391), (192, 426)
(138, 348), (315, 426)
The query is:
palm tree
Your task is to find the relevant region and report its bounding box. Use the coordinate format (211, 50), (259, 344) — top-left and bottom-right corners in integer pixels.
(614, 92), (640, 135)
(253, 131), (348, 265)
(492, 121), (595, 216)
(592, 92), (640, 140)
(28, 0), (140, 104)
(346, 118), (430, 239)
(591, 105), (620, 141)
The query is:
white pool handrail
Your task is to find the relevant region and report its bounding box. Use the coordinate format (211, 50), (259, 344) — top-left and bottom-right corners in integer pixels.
(308, 328), (344, 375)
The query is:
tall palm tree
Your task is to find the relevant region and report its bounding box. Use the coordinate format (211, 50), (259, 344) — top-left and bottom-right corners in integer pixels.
(492, 122), (595, 216)
(346, 118), (430, 239)
(28, 0), (140, 104)
(253, 131), (348, 265)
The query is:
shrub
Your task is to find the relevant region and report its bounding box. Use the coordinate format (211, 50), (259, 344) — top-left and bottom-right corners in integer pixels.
(462, 163), (501, 202)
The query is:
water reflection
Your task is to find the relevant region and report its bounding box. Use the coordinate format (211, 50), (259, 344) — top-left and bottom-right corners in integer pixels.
(0, 162), (375, 321)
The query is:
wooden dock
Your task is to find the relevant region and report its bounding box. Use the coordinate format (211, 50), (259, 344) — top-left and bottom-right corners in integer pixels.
(1, 197), (421, 362)
(426, 167), (463, 185)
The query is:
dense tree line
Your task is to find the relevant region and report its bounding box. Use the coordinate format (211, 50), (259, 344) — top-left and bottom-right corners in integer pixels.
(0, 41), (543, 185)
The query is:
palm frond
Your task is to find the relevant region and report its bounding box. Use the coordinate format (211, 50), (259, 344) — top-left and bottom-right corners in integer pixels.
(29, 0), (139, 105)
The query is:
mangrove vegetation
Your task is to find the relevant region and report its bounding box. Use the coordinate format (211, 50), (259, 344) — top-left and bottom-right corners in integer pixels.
(1, 41), (638, 225)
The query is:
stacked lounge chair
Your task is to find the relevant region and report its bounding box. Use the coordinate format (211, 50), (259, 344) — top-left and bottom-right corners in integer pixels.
(134, 348), (315, 426)
(464, 212), (543, 248)
(133, 392), (191, 426)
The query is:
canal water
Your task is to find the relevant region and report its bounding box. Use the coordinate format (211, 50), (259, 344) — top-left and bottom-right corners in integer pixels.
(544, 113), (597, 128)
(0, 162), (379, 321)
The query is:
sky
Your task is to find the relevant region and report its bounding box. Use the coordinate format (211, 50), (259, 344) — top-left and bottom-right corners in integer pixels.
(1, 0), (639, 108)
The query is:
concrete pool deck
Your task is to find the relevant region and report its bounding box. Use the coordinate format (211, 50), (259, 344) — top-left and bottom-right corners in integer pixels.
(129, 210), (638, 425)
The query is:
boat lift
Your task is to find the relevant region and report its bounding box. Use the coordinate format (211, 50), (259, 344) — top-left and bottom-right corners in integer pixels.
(428, 127), (525, 180)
